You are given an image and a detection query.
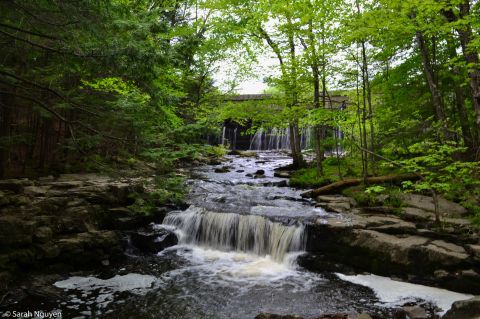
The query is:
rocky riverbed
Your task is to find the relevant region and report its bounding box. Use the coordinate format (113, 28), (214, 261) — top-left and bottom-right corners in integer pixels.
(0, 173), (177, 292)
(301, 193), (480, 294)
(0, 152), (479, 318)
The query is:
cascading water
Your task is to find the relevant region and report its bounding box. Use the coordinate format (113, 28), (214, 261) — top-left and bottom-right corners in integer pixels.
(248, 127), (313, 151)
(44, 152), (474, 319)
(162, 206), (305, 263)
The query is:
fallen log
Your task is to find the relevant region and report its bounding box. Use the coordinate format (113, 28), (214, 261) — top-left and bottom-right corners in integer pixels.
(300, 173), (419, 198)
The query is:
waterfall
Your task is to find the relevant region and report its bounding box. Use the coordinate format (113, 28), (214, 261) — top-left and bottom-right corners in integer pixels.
(163, 206), (305, 263)
(248, 127), (313, 151)
(221, 126), (226, 146)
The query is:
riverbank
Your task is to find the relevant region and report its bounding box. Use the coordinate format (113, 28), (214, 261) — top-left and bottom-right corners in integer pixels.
(0, 151), (478, 318)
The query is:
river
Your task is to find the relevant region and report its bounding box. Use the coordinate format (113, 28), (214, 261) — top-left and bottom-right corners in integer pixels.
(48, 152), (471, 318)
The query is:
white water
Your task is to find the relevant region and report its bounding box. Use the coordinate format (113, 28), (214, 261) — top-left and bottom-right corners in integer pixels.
(54, 274), (157, 309)
(249, 127), (312, 151)
(336, 273), (474, 315)
(49, 153), (476, 318)
(162, 206), (305, 263)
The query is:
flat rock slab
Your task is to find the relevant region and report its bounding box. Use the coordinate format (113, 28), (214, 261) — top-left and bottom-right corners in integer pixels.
(468, 245), (480, 262)
(420, 240), (469, 266)
(401, 194), (467, 217)
(316, 195), (357, 205)
(363, 215), (417, 235)
(349, 230), (427, 265)
(401, 207), (435, 222)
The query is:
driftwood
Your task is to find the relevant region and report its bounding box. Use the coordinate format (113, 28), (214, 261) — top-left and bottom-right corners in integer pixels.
(300, 173), (419, 198)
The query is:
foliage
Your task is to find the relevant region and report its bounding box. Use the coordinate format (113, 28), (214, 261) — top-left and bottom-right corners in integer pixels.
(128, 175), (187, 216)
(289, 157), (361, 188)
(399, 141), (480, 200)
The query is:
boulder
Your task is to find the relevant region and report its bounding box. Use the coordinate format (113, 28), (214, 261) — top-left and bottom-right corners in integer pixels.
(274, 171), (291, 178)
(47, 180), (86, 189)
(401, 194), (467, 217)
(24, 186), (51, 196)
(316, 195), (357, 206)
(363, 215), (417, 235)
(394, 306), (428, 319)
(130, 228), (178, 253)
(0, 216), (35, 246)
(468, 245), (480, 262)
(254, 169), (266, 176)
(33, 226), (53, 243)
(348, 230), (429, 267)
(56, 230), (121, 264)
(421, 240), (469, 267)
(401, 207), (435, 222)
(442, 296), (480, 319)
(0, 179), (30, 193)
(255, 314), (303, 319)
(317, 201), (351, 214)
(35, 243), (60, 259)
(214, 166), (230, 173)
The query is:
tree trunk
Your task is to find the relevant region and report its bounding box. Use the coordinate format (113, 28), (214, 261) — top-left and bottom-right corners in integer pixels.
(310, 26), (324, 176)
(287, 16), (305, 168)
(447, 36), (474, 149)
(415, 30), (449, 138)
(360, 40), (376, 174)
(301, 173), (420, 198)
(0, 95), (11, 178)
(457, 1), (480, 146)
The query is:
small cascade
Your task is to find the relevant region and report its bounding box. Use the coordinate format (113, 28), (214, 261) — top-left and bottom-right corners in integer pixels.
(248, 127), (313, 151)
(221, 126), (226, 146)
(163, 206), (306, 263)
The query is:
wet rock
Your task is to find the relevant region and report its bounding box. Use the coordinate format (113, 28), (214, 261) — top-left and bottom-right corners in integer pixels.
(102, 207), (146, 230)
(56, 230), (121, 264)
(208, 159), (222, 165)
(263, 180), (288, 187)
(315, 196), (357, 214)
(401, 194), (467, 217)
(348, 230), (429, 267)
(0, 190), (9, 207)
(34, 226), (53, 243)
(394, 306), (428, 319)
(48, 180), (85, 189)
(434, 269), (449, 279)
(314, 314), (348, 319)
(35, 243), (60, 259)
(467, 245), (480, 262)
(24, 185), (50, 196)
(274, 171), (291, 178)
(363, 216), (417, 235)
(421, 240), (469, 267)
(130, 228), (178, 253)
(11, 195), (31, 206)
(0, 216), (35, 246)
(255, 314), (303, 319)
(228, 150), (242, 156)
(401, 207), (434, 222)
(317, 201), (351, 214)
(236, 150), (257, 157)
(0, 179), (29, 193)
(254, 169), (265, 176)
(442, 296), (480, 319)
(214, 166), (231, 173)
(316, 195), (357, 206)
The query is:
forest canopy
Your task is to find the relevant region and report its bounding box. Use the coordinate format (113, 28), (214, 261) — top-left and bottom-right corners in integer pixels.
(1, 0), (480, 220)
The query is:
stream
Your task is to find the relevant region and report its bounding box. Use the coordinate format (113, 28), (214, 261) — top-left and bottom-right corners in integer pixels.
(29, 152), (472, 318)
